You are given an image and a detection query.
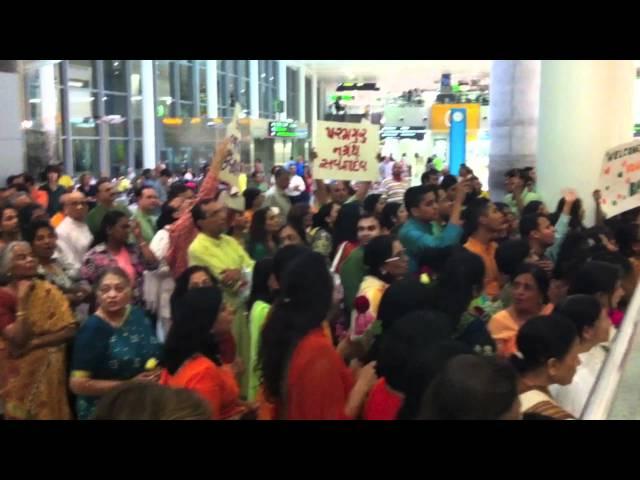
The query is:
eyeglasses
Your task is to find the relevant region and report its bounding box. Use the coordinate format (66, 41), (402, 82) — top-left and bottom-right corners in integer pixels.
(385, 249), (407, 263)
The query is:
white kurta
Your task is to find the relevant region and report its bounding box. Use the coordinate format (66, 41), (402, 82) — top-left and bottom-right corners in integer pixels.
(56, 216), (94, 280)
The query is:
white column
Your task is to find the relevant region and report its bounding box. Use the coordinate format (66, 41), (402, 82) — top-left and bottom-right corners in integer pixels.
(40, 63), (61, 168)
(537, 60), (635, 226)
(249, 60), (259, 119)
(0, 72), (24, 175)
(141, 60), (156, 169)
(278, 61), (287, 119)
(206, 60), (218, 117)
(298, 65), (306, 123)
(311, 73), (318, 147)
(488, 60), (541, 199)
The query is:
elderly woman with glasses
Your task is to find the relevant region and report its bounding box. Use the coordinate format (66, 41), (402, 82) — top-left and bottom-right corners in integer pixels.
(350, 235), (408, 348)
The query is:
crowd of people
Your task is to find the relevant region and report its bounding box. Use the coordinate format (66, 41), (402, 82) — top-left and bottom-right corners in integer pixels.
(0, 142), (638, 421)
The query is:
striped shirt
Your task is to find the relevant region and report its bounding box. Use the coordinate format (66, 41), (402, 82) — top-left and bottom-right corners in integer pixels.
(380, 177), (409, 204)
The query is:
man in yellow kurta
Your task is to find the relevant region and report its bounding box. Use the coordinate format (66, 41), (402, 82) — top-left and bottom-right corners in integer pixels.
(187, 197), (255, 398)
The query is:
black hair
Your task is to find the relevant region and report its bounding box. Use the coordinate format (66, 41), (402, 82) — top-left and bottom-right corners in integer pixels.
(513, 263), (550, 304)
(553, 230), (591, 283)
(440, 175), (458, 191)
(461, 198), (490, 237)
(331, 202), (361, 257)
(554, 197), (585, 232)
(519, 213), (548, 239)
(555, 294), (604, 339)
(248, 207), (280, 258)
(18, 204), (47, 239)
(396, 340), (472, 420)
(421, 169), (440, 185)
(191, 198), (216, 230)
(495, 239), (531, 279)
(312, 202), (336, 233)
(278, 221), (308, 246)
(95, 177), (112, 194)
(404, 185), (438, 215)
(22, 173), (35, 187)
(134, 185), (155, 199)
(494, 202), (512, 215)
(363, 234), (396, 282)
(511, 314), (578, 374)
(380, 202), (402, 232)
(258, 251), (333, 400)
(247, 258), (275, 311)
(614, 222), (640, 258)
(505, 168), (520, 179)
(92, 209), (128, 247)
(272, 244), (310, 285)
(590, 250), (633, 278)
(419, 355), (518, 420)
(23, 219), (54, 245)
(522, 200), (544, 218)
(243, 187), (263, 211)
(426, 248), (485, 331)
(164, 286), (224, 373)
(160, 168), (172, 178)
(167, 183), (189, 202)
(156, 203), (178, 231)
(45, 164), (62, 177)
(363, 194), (382, 216)
(274, 167), (289, 180)
(6, 175), (15, 187)
(375, 310), (457, 408)
(170, 266), (218, 320)
(568, 260), (621, 306)
(377, 278), (432, 334)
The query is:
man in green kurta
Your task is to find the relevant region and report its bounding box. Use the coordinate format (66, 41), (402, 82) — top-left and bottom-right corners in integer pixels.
(188, 197), (255, 398)
(132, 185), (161, 243)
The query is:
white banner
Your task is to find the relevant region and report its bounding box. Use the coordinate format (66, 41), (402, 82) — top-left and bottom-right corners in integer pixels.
(598, 139), (640, 217)
(313, 120), (379, 181)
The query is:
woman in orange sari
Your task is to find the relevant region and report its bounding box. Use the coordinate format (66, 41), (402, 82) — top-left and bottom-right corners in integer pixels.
(0, 241), (77, 419)
(489, 264), (553, 358)
(160, 286), (253, 419)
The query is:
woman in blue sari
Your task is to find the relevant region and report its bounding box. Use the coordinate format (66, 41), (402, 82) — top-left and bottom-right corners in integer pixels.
(69, 267), (162, 420)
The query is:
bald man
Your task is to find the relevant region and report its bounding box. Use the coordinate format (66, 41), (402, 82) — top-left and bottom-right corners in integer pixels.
(50, 193), (70, 228)
(56, 191), (93, 279)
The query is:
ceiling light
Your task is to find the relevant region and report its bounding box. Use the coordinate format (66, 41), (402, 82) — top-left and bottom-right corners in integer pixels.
(29, 98), (41, 103)
(68, 81), (84, 88)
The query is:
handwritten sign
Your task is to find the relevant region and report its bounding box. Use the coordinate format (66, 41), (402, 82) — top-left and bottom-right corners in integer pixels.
(598, 139), (640, 217)
(313, 120), (379, 181)
(220, 103), (243, 187)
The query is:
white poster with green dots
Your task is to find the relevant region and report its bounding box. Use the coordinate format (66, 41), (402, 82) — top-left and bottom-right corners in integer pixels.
(599, 139), (640, 217)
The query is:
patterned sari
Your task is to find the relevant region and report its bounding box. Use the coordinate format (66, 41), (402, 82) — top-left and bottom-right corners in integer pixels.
(3, 280), (76, 420)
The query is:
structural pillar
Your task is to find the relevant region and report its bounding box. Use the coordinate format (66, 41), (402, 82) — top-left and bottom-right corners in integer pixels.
(141, 60), (157, 169)
(206, 60), (218, 117)
(298, 65), (306, 123)
(278, 60), (287, 120)
(0, 71), (24, 175)
(311, 73), (318, 148)
(488, 60), (541, 200)
(537, 60), (635, 226)
(249, 60), (259, 119)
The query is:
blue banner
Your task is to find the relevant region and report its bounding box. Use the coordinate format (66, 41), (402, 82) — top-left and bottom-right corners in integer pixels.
(449, 108), (467, 176)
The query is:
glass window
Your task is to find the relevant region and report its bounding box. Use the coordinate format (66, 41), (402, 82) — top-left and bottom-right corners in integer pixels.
(131, 95), (143, 138)
(68, 60), (96, 90)
(134, 140), (143, 170)
(104, 94), (128, 138)
(180, 63), (194, 102)
(156, 61), (171, 100)
(109, 139), (128, 178)
(180, 102), (194, 117)
(130, 60), (142, 97)
(72, 138), (99, 174)
(199, 68), (207, 116)
(103, 60), (127, 93)
(238, 78), (250, 112)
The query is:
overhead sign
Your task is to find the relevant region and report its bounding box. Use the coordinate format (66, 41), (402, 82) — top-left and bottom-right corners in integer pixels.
(268, 121), (299, 138)
(598, 139), (640, 217)
(380, 126), (427, 140)
(337, 82), (379, 91)
(431, 103), (480, 132)
(314, 120), (380, 181)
